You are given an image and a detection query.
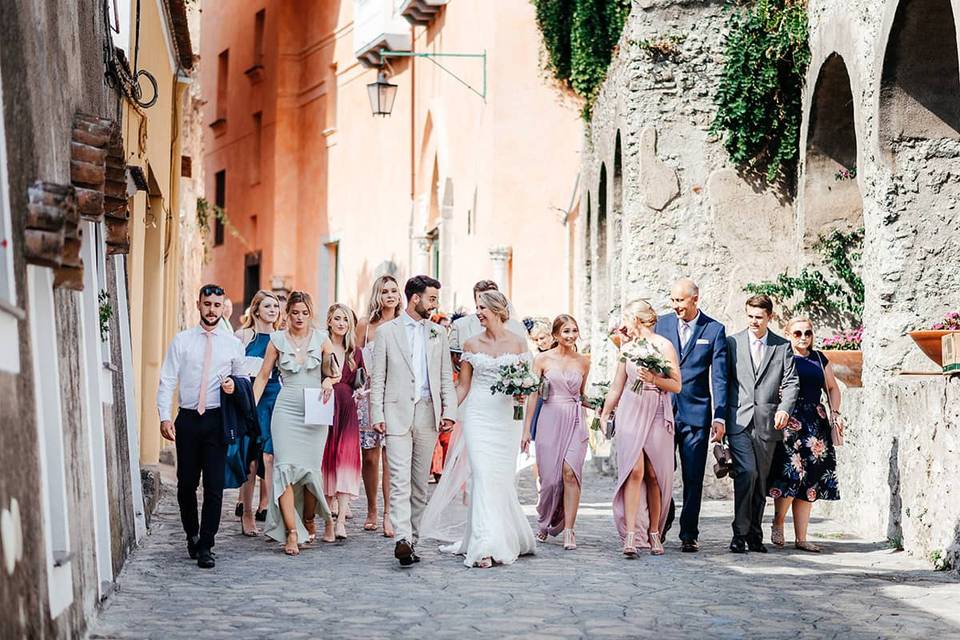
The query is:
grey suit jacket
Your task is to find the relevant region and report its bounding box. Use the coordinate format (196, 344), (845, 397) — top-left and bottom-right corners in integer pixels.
(726, 329), (800, 440)
(369, 317), (458, 435)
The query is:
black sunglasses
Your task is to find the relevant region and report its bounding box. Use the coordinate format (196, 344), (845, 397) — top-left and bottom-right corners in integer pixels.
(792, 329), (813, 338)
(200, 285), (224, 296)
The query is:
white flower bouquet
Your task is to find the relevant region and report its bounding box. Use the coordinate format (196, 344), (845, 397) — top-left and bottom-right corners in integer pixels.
(620, 338), (672, 393)
(489, 359), (541, 420)
(583, 381), (610, 432)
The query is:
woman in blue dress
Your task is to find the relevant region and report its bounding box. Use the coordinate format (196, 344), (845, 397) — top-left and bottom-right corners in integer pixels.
(767, 317), (844, 552)
(229, 290), (282, 536)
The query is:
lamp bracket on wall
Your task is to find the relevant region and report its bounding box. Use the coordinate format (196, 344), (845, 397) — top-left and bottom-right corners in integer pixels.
(379, 49), (487, 101)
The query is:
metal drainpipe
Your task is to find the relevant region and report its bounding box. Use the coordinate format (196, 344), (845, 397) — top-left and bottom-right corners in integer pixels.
(410, 25), (416, 203)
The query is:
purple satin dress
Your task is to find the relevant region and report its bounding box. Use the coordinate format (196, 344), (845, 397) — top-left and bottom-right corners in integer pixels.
(534, 368), (589, 536)
(612, 360), (675, 546)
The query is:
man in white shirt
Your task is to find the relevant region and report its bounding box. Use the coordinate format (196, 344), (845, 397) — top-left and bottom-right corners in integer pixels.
(449, 280), (528, 370)
(157, 284), (245, 568)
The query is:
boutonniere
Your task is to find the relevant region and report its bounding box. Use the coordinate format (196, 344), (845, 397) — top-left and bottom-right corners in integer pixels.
(429, 327), (441, 340)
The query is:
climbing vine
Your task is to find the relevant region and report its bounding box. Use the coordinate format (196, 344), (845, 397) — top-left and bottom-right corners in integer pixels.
(196, 197), (250, 251)
(711, 0), (811, 184)
(98, 290), (112, 342)
(744, 228), (864, 325)
(532, 0), (632, 118)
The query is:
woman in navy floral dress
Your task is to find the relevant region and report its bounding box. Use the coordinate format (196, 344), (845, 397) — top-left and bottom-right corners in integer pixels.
(768, 317), (844, 552)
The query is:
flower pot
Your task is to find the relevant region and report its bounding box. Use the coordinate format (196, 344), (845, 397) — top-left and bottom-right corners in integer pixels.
(909, 330), (960, 366)
(822, 350), (862, 387)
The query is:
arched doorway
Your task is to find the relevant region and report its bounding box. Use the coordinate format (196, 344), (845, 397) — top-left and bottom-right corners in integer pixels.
(610, 131), (624, 317)
(594, 163), (608, 338)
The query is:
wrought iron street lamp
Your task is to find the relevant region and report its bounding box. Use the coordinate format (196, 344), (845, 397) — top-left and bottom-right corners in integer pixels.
(367, 71), (399, 117)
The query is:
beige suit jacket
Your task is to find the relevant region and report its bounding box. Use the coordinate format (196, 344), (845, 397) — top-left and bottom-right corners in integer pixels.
(369, 317), (458, 435)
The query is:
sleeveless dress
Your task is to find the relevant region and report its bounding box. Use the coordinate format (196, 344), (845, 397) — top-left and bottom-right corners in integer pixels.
(322, 349), (364, 497)
(421, 352), (537, 567)
(612, 360), (675, 546)
(263, 330), (333, 543)
(534, 368), (589, 536)
(246, 332), (281, 456)
(358, 331), (383, 450)
(767, 351), (840, 501)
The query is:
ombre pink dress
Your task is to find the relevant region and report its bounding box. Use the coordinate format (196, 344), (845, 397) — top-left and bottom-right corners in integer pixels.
(322, 349), (363, 497)
(612, 360), (675, 547)
(535, 368), (589, 536)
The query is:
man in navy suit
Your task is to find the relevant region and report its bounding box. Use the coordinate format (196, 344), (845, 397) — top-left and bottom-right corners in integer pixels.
(655, 279), (729, 552)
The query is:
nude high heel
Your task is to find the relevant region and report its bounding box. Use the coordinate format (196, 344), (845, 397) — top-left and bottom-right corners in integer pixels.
(563, 529), (577, 550)
(649, 531), (664, 556)
(623, 532), (637, 558)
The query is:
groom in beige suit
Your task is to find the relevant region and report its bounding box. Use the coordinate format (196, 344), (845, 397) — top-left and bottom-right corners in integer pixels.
(370, 275), (457, 566)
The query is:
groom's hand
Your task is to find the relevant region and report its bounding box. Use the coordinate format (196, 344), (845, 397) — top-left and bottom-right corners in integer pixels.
(710, 420), (725, 443)
(439, 418), (455, 432)
(774, 411), (790, 430)
(372, 422), (385, 434)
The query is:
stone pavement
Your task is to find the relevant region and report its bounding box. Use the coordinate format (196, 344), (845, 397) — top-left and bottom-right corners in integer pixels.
(90, 462), (960, 640)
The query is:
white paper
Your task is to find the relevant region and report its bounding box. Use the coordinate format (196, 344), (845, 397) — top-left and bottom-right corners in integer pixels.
(231, 356), (264, 377)
(304, 388), (335, 425)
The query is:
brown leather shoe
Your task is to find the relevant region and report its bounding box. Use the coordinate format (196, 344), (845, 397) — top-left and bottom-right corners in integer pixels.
(395, 538), (415, 566)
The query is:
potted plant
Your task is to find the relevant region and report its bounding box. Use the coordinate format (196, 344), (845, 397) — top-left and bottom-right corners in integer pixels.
(819, 326), (863, 387)
(909, 312), (960, 366)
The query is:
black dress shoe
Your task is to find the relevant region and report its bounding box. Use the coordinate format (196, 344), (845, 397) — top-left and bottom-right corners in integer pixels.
(197, 548), (216, 569)
(395, 539), (414, 566)
(187, 535), (201, 559)
(747, 539), (768, 553)
(681, 539), (700, 553)
(729, 536), (747, 554)
(255, 509), (267, 522)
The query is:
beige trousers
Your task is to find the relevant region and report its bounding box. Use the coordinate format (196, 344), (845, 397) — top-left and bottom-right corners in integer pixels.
(386, 399), (439, 543)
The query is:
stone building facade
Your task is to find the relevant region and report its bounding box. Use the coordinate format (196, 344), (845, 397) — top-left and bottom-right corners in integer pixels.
(0, 1), (194, 636)
(580, 0), (959, 565)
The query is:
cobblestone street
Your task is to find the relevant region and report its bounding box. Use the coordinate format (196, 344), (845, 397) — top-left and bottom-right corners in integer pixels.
(90, 463), (960, 640)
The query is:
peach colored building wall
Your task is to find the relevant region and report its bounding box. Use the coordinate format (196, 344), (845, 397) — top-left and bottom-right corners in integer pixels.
(202, 0), (581, 321)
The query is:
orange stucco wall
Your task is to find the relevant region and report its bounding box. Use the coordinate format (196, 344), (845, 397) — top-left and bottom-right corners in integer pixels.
(201, 0), (582, 320)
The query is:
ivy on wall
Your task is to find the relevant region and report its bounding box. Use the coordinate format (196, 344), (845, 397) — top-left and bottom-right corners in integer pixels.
(710, 0), (811, 184)
(532, 0), (632, 118)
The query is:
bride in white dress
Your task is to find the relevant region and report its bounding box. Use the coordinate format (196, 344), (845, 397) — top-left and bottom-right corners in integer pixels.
(421, 290), (537, 568)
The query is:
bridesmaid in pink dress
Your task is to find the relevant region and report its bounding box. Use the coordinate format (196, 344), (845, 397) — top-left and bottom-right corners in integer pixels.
(522, 315), (590, 551)
(600, 300), (681, 557)
(322, 304), (364, 540)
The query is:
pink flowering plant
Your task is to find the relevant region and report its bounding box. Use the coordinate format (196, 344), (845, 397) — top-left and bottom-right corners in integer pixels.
(931, 311), (960, 330)
(819, 326), (863, 350)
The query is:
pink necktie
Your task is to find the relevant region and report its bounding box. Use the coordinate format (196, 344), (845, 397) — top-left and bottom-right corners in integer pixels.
(197, 332), (214, 415)
(752, 339), (763, 372)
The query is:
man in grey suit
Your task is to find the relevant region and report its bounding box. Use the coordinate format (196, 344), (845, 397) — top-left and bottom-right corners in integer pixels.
(726, 295), (799, 553)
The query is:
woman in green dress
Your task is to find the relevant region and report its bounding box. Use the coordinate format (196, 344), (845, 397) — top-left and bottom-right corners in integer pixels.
(254, 291), (339, 556)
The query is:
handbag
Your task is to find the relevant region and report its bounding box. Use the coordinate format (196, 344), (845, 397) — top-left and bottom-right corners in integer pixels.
(814, 351), (844, 446)
(322, 352), (340, 379)
(353, 365), (367, 391)
(604, 413), (616, 439)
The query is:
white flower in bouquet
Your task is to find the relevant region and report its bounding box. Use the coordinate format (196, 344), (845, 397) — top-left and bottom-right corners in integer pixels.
(619, 338), (671, 393)
(489, 359), (540, 420)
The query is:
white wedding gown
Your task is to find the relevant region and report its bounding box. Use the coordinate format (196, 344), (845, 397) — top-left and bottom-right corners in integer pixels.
(421, 352), (537, 567)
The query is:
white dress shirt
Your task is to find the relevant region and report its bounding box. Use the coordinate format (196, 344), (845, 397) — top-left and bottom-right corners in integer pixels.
(402, 312), (431, 399)
(749, 329), (768, 372)
(677, 311), (700, 353)
(156, 324), (245, 421)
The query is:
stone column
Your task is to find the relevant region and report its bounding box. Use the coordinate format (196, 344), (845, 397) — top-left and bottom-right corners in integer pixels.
(488, 246), (512, 295)
(412, 235), (433, 276)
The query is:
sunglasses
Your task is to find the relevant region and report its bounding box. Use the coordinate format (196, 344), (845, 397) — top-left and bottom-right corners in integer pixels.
(792, 330), (814, 338)
(200, 285), (224, 296)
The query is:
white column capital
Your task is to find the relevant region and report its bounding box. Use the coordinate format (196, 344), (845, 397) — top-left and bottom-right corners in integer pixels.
(488, 245), (512, 263)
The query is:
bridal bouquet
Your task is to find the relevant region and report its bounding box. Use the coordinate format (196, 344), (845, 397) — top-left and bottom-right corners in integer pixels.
(490, 360), (540, 420)
(620, 339), (671, 393)
(583, 381), (610, 432)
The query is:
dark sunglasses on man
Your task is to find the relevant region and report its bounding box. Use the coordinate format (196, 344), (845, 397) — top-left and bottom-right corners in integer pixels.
(200, 284), (224, 297)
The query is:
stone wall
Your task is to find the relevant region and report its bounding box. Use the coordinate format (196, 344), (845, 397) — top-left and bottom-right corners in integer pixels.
(580, 0), (960, 566)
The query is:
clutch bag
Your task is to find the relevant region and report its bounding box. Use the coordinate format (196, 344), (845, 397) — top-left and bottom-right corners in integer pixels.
(322, 352), (341, 379)
(604, 414), (616, 439)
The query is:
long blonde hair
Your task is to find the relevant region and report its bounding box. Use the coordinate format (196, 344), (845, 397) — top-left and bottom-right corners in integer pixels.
(366, 274), (400, 324)
(240, 290), (281, 331)
(327, 303), (358, 370)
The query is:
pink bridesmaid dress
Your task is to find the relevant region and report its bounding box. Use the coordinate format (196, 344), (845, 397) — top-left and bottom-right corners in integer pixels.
(534, 368), (589, 536)
(612, 360), (675, 547)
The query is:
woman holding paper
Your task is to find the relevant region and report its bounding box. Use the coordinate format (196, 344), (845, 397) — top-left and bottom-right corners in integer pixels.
(322, 304), (364, 540)
(254, 291), (339, 556)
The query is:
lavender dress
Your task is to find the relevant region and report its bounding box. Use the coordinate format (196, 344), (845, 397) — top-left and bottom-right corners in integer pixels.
(534, 369), (589, 536)
(612, 360), (675, 546)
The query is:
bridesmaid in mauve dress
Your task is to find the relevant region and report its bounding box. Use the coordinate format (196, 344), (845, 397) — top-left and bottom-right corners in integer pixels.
(522, 314), (589, 551)
(322, 304), (364, 540)
(600, 300), (681, 557)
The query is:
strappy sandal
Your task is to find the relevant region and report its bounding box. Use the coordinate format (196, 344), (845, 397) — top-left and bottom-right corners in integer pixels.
(382, 514), (395, 538)
(623, 532), (638, 558)
(562, 529), (577, 550)
(795, 540), (822, 553)
(321, 519), (337, 543)
(284, 529), (300, 556)
(536, 529), (549, 542)
(771, 524), (785, 547)
(476, 556), (493, 568)
(335, 520), (348, 540)
(303, 518), (318, 544)
(649, 531), (664, 556)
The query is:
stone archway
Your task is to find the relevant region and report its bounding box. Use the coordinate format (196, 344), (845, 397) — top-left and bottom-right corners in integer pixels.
(610, 131), (624, 317)
(581, 191), (593, 339)
(879, 0), (960, 157)
(594, 163), (609, 336)
(802, 53), (862, 247)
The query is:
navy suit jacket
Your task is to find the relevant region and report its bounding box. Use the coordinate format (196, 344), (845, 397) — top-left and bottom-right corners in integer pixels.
(655, 312), (729, 429)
